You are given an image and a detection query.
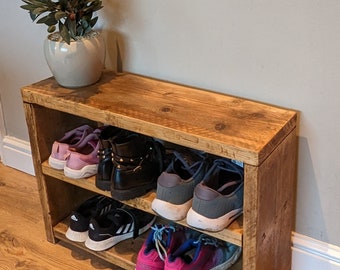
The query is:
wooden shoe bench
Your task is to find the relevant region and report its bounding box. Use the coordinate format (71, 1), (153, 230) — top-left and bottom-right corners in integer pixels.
(21, 71), (297, 270)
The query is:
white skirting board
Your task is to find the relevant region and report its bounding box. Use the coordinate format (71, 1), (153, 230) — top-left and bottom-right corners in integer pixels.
(1, 136), (35, 176)
(292, 232), (340, 270)
(1, 136), (340, 269)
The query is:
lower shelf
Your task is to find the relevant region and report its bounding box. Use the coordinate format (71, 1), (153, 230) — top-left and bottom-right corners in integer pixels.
(54, 218), (144, 270)
(42, 161), (243, 247)
(53, 217), (243, 270)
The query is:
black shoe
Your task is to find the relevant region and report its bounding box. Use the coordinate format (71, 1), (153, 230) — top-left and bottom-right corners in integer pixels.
(84, 206), (156, 251)
(95, 126), (128, 191)
(110, 133), (165, 200)
(65, 195), (122, 242)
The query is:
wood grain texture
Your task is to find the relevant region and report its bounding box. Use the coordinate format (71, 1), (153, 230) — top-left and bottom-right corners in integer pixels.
(243, 129), (297, 270)
(21, 72), (297, 166)
(0, 162), (120, 270)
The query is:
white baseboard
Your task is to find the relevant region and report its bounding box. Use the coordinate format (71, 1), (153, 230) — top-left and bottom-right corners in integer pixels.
(1, 136), (340, 269)
(1, 136), (35, 176)
(292, 232), (340, 270)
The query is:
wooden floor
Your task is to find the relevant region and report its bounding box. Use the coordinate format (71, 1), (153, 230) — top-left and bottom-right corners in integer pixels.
(0, 162), (120, 270)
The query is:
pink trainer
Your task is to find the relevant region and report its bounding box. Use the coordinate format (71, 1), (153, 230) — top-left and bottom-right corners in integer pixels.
(136, 224), (186, 270)
(63, 132), (100, 179)
(48, 125), (93, 170)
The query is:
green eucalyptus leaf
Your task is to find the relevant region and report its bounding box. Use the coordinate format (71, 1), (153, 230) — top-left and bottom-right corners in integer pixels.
(32, 7), (48, 15)
(59, 0), (69, 10)
(81, 19), (89, 30)
(89, 17), (98, 28)
(29, 11), (38, 21)
(59, 23), (71, 44)
(20, 0), (103, 39)
(37, 13), (58, 26)
(66, 18), (77, 38)
(20, 0), (32, 5)
(55, 11), (67, 21)
(47, 25), (56, 33)
(20, 4), (34, 11)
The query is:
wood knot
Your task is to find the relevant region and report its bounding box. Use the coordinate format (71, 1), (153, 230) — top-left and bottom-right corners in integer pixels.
(215, 123), (226, 131)
(283, 200), (288, 211)
(251, 112), (264, 118)
(161, 107), (171, 112)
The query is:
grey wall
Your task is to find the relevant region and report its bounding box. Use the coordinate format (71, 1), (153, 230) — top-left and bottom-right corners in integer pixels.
(1, 0), (339, 247)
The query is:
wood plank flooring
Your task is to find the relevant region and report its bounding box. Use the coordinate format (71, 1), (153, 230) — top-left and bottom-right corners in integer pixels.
(0, 162), (120, 270)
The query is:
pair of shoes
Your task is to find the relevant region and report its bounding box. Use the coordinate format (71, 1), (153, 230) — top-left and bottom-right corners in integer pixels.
(48, 124), (102, 179)
(152, 152), (244, 231)
(95, 125), (165, 200)
(48, 124), (93, 170)
(111, 133), (165, 200)
(136, 224), (242, 270)
(65, 195), (156, 251)
(66, 195), (122, 242)
(165, 234), (242, 270)
(136, 224), (187, 270)
(95, 125), (128, 191)
(151, 149), (210, 221)
(85, 205), (156, 251)
(186, 158), (244, 232)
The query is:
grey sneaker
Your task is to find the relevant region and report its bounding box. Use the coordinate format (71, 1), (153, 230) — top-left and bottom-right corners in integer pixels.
(151, 149), (210, 221)
(186, 159), (244, 232)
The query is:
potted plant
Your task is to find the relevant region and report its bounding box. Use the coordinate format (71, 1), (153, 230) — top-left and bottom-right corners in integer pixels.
(20, 0), (106, 88)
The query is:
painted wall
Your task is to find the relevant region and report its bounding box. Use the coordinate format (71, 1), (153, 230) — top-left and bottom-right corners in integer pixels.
(1, 0), (339, 249)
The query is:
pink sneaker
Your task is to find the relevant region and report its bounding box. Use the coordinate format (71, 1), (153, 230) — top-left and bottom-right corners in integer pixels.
(48, 125), (93, 170)
(165, 234), (241, 270)
(136, 224), (186, 270)
(63, 132), (100, 179)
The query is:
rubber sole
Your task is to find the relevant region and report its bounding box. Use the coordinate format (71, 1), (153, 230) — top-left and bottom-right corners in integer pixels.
(48, 156), (66, 170)
(65, 228), (88, 242)
(84, 216), (156, 251)
(186, 208), (243, 232)
(151, 198), (192, 221)
(64, 164), (98, 179)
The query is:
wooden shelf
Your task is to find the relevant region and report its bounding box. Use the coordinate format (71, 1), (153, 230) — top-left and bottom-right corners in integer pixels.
(54, 217), (144, 270)
(54, 217), (243, 270)
(22, 72), (297, 269)
(42, 161), (243, 247)
(21, 71), (296, 166)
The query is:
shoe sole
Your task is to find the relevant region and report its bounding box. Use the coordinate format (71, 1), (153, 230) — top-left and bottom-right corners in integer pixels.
(48, 156), (66, 170)
(84, 216), (156, 251)
(151, 198), (192, 221)
(64, 164), (98, 179)
(65, 228), (88, 242)
(186, 208), (243, 232)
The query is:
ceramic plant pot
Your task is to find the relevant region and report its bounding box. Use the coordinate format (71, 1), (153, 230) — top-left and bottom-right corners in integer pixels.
(44, 31), (105, 88)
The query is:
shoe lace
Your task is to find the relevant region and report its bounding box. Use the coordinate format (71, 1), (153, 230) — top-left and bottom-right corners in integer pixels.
(194, 234), (219, 247)
(152, 225), (175, 261)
